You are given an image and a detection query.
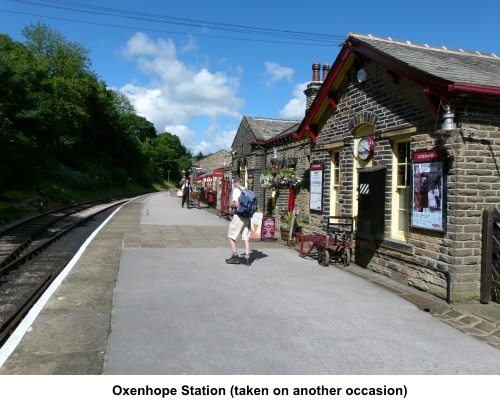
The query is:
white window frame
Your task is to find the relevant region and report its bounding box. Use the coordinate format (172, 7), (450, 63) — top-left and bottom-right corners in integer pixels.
(352, 125), (373, 229)
(391, 139), (411, 240)
(330, 150), (340, 216)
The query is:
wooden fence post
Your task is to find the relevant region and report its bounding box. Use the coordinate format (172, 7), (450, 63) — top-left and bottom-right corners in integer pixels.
(480, 209), (493, 304)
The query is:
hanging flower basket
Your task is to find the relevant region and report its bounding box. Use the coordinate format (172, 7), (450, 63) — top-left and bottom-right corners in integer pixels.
(260, 166), (301, 191)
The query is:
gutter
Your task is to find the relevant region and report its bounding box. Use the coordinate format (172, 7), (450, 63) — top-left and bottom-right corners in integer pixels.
(448, 83), (500, 96)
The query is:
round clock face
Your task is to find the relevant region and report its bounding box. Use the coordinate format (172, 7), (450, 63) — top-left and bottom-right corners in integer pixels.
(357, 68), (367, 82)
(358, 136), (374, 161)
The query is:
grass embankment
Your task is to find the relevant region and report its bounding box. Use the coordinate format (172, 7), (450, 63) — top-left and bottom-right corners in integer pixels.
(0, 180), (176, 224)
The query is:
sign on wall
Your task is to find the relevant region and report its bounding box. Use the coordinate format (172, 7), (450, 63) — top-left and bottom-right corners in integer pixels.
(411, 150), (446, 232)
(309, 162), (323, 211)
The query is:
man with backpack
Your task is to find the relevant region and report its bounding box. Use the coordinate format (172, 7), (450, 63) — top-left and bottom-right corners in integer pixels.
(226, 177), (255, 266)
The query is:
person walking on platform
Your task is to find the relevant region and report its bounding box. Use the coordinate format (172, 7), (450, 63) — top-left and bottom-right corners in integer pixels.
(226, 177), (251, 266)
(181, 179), (191, 208)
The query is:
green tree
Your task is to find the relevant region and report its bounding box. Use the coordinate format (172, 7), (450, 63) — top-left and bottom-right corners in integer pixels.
(0, 33), (51, 185)
(194, 151), (206, 161)
(21, 22), (97, 156)
(143, 132), (192, 181)
(1, 23), (196, 193)
(108, 90), (156, 142)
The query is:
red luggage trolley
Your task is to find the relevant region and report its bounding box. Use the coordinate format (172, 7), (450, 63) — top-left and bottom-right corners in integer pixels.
(295, 216), (354, 267)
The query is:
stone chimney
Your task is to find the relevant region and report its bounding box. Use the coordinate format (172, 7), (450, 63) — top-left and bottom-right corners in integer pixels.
(304, 62), (325, 115)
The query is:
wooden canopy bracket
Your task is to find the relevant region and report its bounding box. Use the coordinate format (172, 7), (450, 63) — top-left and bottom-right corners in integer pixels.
(328, 91), (339, 110)
(307, 125), (318, 144)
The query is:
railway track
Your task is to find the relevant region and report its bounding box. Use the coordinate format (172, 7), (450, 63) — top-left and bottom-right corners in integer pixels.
(0, 197), (130, 347)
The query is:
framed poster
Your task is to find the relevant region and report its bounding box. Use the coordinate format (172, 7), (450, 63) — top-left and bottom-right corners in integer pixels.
(309, 162), (323, 211)
(411, 150), (446, 232)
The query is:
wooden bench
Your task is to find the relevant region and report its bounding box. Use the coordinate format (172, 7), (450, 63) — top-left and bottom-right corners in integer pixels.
(295, 216), (354, 267)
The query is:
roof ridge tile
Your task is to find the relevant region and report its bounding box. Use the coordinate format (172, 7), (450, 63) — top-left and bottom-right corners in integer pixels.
(350, 32), (499, 59)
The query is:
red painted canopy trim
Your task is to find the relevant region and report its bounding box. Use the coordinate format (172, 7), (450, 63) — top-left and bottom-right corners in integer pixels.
(448, 83), (500, 96)
(295, 46), (353, 142)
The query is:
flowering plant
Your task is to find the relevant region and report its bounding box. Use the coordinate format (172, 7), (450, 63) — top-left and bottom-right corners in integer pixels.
(276, 167), (301, 189)
(259, 170), (276, 188)
(259, 162), (278, 189)
(260, 165), (301, 190)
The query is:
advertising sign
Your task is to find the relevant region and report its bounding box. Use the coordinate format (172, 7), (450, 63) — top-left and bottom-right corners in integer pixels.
(249, 212), (263, 242)
(261, 216), (276, 241)
(411, 150), (446, 232)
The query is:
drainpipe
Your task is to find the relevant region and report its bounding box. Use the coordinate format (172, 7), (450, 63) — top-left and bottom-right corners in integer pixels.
(375, 250), (452, 304)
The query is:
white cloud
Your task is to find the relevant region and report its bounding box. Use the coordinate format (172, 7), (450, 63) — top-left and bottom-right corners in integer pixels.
(202, 122), (237, 153)
(279, 81), (308, 120)
(179, 35), (198, 54)
(164, 124), (194, 145)
(264, 61), (294, 86)
(164, 122), (237, 156)
(183, 122), (236, 155)
(119, 32), (243, 153)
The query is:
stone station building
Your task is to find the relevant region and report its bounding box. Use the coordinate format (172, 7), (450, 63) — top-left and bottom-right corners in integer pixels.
(229, 32), (500, 304)
(293, 33), (500, 303)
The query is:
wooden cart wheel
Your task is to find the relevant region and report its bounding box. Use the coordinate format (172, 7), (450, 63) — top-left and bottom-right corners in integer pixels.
(324, 249), (330, 267)
(287, 238), (296, 247)
(341, 247), (351, 267)
(317, 247), (329, 267)
(317, 246), (325, 266)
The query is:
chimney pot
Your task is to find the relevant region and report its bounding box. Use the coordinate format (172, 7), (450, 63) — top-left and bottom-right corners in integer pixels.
(312, 63), (321, 81)
(322, 64), (330, 81)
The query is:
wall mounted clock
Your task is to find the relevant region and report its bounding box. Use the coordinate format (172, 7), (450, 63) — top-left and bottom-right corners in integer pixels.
(357, 68), (367, 83)
(358, 135), (374, 161)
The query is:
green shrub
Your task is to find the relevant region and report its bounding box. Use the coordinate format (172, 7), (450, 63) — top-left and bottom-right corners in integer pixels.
(39, 182), (74, 203)
(0, 205), (39, 222)
(109, 167), (128, 187)
(50, 164), (97, 190)
(0, 190), (28, 203)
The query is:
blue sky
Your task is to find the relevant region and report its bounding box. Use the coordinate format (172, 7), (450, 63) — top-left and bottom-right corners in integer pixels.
(1, 0), (499, 155)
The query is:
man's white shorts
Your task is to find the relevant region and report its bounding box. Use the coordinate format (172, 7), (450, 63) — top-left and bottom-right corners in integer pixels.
(228, 214), (250, 241)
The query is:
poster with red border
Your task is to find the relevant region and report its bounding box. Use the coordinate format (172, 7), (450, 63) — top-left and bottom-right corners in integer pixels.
(411, 150), (446, 232)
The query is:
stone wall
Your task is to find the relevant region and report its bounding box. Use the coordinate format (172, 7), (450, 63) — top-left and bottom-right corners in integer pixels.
(198, 150), (231, 174)
(261, 140), (311, 228)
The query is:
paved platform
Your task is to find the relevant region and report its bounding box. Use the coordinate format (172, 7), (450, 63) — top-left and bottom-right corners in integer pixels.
(0, 192), (499, 375)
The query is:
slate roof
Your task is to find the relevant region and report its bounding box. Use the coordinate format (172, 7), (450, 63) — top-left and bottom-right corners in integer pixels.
(349, 33), (500, 88)
(245, 116), (301, 142)
(296, 32), (500, 141)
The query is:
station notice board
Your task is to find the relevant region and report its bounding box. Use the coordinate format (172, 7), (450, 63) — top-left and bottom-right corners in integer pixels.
(309, 162), (323, 211)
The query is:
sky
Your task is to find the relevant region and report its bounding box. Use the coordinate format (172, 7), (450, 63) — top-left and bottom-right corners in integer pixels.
(1, 0), (499, 156)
